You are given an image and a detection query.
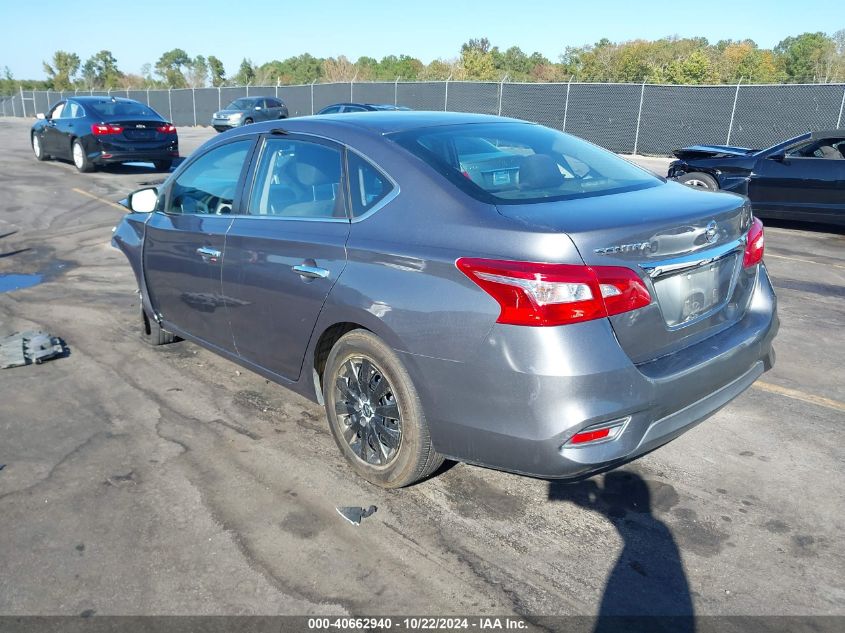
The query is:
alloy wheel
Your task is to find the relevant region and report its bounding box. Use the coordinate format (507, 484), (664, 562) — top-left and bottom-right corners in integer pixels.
(683, 178), (711, 189)
(333, 356), (402, 467)
(32, 136), (41, 158)
(73, 143), (84, 169)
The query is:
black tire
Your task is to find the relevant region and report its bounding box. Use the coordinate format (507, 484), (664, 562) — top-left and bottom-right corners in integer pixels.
(243, 118), (253, 125)
(676, 172), (718, 190)
(32, 134), (48, 161)
(141, 307), (176, 346)
(323, 329), (443, 488)
(72, 139), (94, 173)
(154, 160), (172, 172)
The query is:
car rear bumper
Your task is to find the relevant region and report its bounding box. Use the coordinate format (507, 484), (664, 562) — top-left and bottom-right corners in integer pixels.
(399, 264), (778, 479)
(93, 149), (179, 164)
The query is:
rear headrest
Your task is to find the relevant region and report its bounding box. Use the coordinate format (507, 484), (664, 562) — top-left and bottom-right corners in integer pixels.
(294, 145), (340, 186)
(519, 154), (564, 189)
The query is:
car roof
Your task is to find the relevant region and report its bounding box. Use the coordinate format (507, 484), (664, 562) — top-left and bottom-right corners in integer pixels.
(811, 130), (845, 139)
(283, 110), (528, 135)
(70, 96), (140, 104)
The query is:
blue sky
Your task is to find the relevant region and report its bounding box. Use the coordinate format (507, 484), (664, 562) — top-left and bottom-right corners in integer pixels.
(1, 0), (842, 79)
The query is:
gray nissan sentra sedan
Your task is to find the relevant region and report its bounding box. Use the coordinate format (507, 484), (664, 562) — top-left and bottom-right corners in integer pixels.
(113, 112), (778, 488)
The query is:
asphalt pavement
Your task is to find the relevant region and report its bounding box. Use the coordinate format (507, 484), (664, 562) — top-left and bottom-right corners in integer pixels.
(0, 119), (843, 620)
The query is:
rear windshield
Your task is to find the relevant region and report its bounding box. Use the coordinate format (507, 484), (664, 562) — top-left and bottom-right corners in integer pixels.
(88, 100), (159, 118)
(390, 122), (660, 204)
(227, 99), (257, 110)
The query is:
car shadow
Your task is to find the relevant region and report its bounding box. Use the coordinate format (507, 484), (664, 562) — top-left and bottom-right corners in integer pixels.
(548, 471), (694, 633)
(101, 157), (185, 175)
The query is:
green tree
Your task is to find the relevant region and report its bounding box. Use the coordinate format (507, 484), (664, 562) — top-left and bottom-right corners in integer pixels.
(155, 48), (191, 87)
(81, 50), (122, 89)
(257, 53), (323, 84)
(234, 58), (255, 85)
(187, 55), (209, 88)
(775, 32), (837, 82)
(208, 55), (226, 86)
(420, 59), (454, 80)
(43, 50), (80, 90)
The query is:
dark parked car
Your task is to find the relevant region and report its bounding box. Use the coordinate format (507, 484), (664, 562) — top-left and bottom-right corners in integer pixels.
(669, 131), (845, 225)
(317, 103), (410, 114)
(113, 112), (778, 488)
(211, 96), (288, 132)
(31, 96), (178, 173)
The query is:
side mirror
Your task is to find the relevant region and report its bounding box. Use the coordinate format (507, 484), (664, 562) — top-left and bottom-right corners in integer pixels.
(126, 187), (159, 213)
(36, 112), (46, 120)
(769, 152), (786, 162)
(255, 105), (262, 110)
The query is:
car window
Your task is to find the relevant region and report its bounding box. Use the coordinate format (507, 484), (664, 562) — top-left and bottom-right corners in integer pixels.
(319, 105), (341, 114)
(166, 140), (252, 215)
(348, 152), (394, 217)
(391, 122), (659, 204)
(88, 100), (158, 118)
(64, 102), (82, 118)
(57, 102), (75, 119)
(49, 102), (65, 119)
(791, 138), (845, 159)
(343, 105), (367, 113)
(248, 138), (346, 219)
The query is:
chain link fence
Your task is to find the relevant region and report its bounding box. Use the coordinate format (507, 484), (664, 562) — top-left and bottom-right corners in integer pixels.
(2, 81), (844, 155)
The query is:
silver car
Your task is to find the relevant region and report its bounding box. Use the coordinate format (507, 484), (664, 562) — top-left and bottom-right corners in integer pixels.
(211, 96), (288, 132)
(114, 112), (778, 488)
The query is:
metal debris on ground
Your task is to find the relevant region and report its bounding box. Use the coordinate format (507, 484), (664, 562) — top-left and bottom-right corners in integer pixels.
(0, 331), (65, 369)
(336, 505), (378, 525)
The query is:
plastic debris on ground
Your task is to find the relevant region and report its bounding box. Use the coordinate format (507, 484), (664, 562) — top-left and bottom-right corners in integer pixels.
(336, 505), (378, 525)
(0, 331), (65, 369)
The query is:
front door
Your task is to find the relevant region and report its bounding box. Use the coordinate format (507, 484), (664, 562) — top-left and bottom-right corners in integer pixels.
(222, 135), (350, 381)
(41, 101), (67, 156)
(143, 138), (254, 352)
(750, 145), (845, 222)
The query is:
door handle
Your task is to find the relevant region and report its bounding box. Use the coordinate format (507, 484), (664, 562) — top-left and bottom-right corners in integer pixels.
(196, 246), (222, 263)
(292, 264), (329, 279)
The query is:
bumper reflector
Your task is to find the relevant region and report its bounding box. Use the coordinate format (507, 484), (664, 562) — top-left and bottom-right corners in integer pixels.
(565, 419), (628, 447)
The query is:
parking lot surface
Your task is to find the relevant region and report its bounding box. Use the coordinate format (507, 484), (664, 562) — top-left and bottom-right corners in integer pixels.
(0, 119), (843, 618)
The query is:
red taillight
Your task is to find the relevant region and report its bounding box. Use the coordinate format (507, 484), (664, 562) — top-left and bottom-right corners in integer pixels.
(743, 217), (764, 268)
(157, 123), (177, 134)
(456, 258), (651, 327)
(91, 123), (123, 136)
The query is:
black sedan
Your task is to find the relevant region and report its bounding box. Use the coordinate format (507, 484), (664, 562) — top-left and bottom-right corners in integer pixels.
(31, 96), (179, 173)
(669, 131), (845, 226)
(317, 103), (410, 114)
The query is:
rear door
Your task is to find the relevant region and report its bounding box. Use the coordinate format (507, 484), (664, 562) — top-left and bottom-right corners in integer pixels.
(221, 135), (350, 381)
(750, 149), (845, 222)
(266, 98), (284, 119)
(143, 138), (255, 351)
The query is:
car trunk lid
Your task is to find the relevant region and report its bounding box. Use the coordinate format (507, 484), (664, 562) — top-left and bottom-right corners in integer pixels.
(109, 119), (172, 142)
(496, 181), (757, 364)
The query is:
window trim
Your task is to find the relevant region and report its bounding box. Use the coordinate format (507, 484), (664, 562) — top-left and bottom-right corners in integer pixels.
(160, 137), (257, 216)
(237, 133), (351, 223)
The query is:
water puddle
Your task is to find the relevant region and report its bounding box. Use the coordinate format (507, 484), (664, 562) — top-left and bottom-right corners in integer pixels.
(0, 273), (44, 293)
